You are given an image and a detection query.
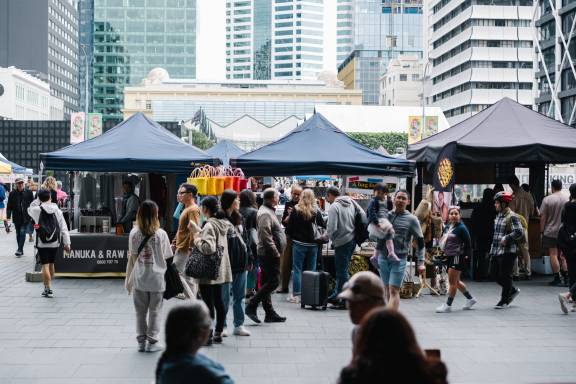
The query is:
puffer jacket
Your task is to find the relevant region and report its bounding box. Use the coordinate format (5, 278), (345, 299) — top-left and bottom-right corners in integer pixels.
(193, 217), (233, 285)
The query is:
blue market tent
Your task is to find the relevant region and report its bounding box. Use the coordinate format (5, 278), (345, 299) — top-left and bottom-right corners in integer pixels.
(205, 140), (245, 166)
(231, 113), (414, 176)
(0, 153), (32, 175)
(41, 113), (216, 173)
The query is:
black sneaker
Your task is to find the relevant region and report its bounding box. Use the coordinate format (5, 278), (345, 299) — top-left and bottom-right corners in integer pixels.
(494, 299), (509, 309)
(14, 250), (23, 257)
(264, 312), (287, 323)
(245, 304), (261, 324)
(507, 288), (520, 305)
(548, 275), (562, 286)
(41, 289), (52, 298)
(213, 332), (223, 344)
(47, 289), (53, 298)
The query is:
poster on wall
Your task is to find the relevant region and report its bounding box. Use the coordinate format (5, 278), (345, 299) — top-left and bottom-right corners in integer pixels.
(408, 116), (422, 144)
(70, 112), (85, 144)
(344, 175), (398, 195)
(88, 113), (103, 139)
(424, 116), (438, 138)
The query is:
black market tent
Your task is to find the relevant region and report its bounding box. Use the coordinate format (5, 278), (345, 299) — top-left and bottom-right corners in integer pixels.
(41, 112), (216, 173)
(231, 113), (415, 176)
(407, 97), (576, 164)
(205, 139), (245, 166)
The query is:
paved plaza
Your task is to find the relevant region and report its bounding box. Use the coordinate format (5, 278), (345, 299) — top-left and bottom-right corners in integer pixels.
(0, 231), (574, 384)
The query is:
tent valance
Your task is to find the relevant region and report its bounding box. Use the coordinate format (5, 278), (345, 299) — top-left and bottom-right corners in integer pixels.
(231, 113), (415, 177)
(41, 113), (217, 173)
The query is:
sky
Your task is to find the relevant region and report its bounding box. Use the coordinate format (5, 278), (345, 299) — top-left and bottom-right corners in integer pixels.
(196, 0), (337, 80)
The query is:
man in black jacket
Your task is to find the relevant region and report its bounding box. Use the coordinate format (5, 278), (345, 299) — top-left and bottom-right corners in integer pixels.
(6, 178), (34, 256)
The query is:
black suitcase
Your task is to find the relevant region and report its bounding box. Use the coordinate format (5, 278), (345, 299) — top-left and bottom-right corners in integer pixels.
(301, 270), (330, 310)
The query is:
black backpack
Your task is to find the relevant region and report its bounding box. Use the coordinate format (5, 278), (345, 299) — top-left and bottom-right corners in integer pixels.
(36, 206), (60, 243)
(228, 225), (248, 274)
(353, 204), (369, 246)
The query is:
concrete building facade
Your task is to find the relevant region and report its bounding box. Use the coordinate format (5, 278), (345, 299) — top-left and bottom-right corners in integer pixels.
(426, 0), (534, 125)
(0, 0), (80, 118)
(381, 55), (423, 106)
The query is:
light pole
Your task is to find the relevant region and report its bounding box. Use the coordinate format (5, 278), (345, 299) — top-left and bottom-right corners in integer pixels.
(80, 44), (90, 140)
(421, 60), (431, 133)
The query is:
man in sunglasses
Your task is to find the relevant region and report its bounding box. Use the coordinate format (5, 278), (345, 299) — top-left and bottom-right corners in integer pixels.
(338, 271), (385, 345)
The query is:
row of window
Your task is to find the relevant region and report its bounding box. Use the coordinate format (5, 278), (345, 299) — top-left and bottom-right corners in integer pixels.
(48, 19), (77, 51)
(48, 60), (77, 86)
(49, 47), (77, 73)
(48, 73), (78, 98)
(49, 3), (77, 32)
(48, 33), (77, 62)
(434, 81), (532, 102)
(433, 59), (533, 84)
(434, 39), (532, 66)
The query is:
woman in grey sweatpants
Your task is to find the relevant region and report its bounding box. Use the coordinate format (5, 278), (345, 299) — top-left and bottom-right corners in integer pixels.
(125, 200), (173, 353)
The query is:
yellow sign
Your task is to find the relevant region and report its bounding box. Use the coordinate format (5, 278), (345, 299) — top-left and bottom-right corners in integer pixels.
(408, 116), (422, 144)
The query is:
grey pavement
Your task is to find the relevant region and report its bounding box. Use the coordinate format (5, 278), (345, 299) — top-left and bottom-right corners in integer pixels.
(0, 230), (575, 384)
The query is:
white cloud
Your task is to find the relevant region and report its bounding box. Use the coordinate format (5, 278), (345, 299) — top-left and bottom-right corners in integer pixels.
(196, 0), (226, 80)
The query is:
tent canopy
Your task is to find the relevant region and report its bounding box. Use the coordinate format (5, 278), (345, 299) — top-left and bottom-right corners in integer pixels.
(407, 98), (576, 164)
(41, 112), (216, 173)
(0, 153), (32, 175)
(231, 113), (415, 176)
(205, 139), (245, 166)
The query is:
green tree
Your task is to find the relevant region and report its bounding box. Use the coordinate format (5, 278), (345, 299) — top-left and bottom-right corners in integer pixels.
(190, 130), (215, 150)
(347, 132), (408, 154)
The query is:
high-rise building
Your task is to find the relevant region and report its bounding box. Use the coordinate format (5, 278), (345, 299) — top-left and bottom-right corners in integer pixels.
(226, 0), (329, 81)
(80, 0), (197, 123)
(534, 0), (576, 126)
(380, 55), (423, 106)
(427, 0), (534, 125)
(337, 0), (424, 105)
(0, 0), (79, 118)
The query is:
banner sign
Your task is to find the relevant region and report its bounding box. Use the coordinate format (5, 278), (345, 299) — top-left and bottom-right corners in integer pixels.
(55, 234), (129, 276)
(408, 116), (439, 144)
(344, 176), (398, 195)
(88, 113), (103, 139)
(70, 112), (85, 144)
(424, 116), (438, 138)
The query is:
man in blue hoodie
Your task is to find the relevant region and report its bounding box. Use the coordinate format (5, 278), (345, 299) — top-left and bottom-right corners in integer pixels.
(326, 187), (367, 309)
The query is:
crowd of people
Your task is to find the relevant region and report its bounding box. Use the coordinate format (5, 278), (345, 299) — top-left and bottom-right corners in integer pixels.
(2, 174), (575, 383)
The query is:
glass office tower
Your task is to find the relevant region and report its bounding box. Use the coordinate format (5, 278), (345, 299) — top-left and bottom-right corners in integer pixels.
(83, 0), (196, 123)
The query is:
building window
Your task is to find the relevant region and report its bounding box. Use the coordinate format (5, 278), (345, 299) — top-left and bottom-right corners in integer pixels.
(399, 74), (407, 81)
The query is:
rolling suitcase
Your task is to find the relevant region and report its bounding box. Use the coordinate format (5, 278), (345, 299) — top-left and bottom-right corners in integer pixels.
(301, 270), (330, 310)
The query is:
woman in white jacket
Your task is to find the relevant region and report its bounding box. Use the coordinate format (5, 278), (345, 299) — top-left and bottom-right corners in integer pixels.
(125, 200), (173, 353)
(189, 196), (233, 345)
(27, 188), (70, 298)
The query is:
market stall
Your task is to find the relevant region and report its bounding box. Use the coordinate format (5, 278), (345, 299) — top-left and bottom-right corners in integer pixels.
(407, 97), (576, 277)
(205, 140), (245, 166)
(41, 112), (217, 277)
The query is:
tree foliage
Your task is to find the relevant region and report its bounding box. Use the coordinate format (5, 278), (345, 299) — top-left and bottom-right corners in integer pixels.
(190, 130), (215, 150)
(347, 132), (408, 154)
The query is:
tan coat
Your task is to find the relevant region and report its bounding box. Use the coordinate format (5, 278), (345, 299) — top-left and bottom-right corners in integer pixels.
(193, 217), (233, 285)
(175, 204), (201, 253)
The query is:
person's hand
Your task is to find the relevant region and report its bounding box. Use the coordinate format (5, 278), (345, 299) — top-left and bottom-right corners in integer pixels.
(287, 207), (292, 215)
(500, 237), (507, 246)
(188, 220), (201, 233)
(63, 245), (71, 253)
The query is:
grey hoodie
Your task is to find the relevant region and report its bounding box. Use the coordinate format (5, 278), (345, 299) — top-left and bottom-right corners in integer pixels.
(27, 202), (70, 248)
(327, 196), (365, 248)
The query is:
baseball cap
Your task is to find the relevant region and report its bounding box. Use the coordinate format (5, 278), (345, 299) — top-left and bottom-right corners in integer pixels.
(338, 271), (384, 302)
(15, 178), (24, 184)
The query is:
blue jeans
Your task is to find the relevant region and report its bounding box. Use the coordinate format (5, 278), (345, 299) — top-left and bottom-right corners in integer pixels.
(378, 256), (407, 288)
(329, 240), (356, 300)
(14, 223), (27, 252)
(222, 271), (247, 328)
(292, 242), (318, 295)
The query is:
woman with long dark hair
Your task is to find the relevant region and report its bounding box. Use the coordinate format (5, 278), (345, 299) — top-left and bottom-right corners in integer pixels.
(125, 200), (172, 352)
(239, 189), (258, 297)
(436, 206), (476, 313)
(189, 196), (233, 345)
(339, 308), (446, 384)
(219, 189), (250, 336)
(155, 302), (234, 383)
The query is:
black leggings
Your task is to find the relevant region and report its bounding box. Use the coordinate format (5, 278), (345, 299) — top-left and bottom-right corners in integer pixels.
(567, 254), (576, 298)
(199, 284), (225, 333)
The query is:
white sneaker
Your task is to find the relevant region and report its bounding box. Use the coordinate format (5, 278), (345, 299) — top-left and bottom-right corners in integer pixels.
(233, 326), (251, 336)
(175, 293), (186, 300)
(146, 342), (162, 353)
(287, 295), (300, 304)
(221, 328), (229, 337)
(558, 294), (569, 314)
(435, 303), (452, 313)
(462, 298), (477, 310)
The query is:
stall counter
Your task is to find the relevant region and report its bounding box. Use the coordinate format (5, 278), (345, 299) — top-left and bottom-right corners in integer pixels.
(55, 232), (129, 277)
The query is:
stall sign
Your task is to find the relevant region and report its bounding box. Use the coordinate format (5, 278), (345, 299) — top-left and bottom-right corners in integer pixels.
(408, 116), (439, 144)
(88, 113), (103, 139)
(70, 112), (85, 144)
(55, 234), (128, 277)
(344, 176), (398, 195)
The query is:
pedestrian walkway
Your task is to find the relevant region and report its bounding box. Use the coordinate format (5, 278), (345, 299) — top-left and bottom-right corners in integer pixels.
(0, 231), (574, 384)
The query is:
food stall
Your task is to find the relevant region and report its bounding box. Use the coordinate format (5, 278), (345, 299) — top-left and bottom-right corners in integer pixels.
(41, 113), (217, 277)
(407, 97), (576, 278)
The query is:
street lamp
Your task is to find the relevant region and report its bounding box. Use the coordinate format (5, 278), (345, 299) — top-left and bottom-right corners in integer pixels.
(79, 44), (89, 140)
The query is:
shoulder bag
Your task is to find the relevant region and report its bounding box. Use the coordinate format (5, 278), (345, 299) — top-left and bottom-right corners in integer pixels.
(163, 257), (184, 300)
(185, 226), (223, 280)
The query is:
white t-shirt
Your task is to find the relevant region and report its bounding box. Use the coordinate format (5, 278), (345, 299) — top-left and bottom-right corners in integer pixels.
(128, 228), (172, 292)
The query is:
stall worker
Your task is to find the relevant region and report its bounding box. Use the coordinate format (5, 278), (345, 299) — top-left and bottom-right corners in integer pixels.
(118, 181), (140, 233)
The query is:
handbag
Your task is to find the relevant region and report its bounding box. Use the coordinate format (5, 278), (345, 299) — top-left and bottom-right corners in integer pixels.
(312, 222), (328, 243)
(185, 228), (223, 280)
(163, 257), (184, 300)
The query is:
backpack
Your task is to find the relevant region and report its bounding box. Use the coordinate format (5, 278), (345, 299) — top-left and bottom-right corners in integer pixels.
(557, 225), (576, 256)
(36, 206), (60, 243)
(504, 211), (527, 246)
(228, 225), (248, 274)
(353, 203), (369, 246)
